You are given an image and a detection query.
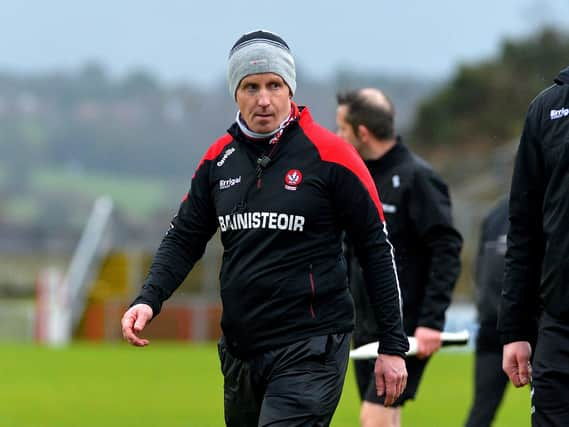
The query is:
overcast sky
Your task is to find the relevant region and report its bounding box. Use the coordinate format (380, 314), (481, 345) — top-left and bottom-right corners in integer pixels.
(2, 0), (568, 87)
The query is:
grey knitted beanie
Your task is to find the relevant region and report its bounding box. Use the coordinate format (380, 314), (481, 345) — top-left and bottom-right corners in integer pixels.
(227, 30), (296, 99)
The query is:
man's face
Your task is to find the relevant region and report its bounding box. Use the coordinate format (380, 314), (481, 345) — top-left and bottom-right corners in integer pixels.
(236, 73), (291, 134)
(336, 104), (361, 151)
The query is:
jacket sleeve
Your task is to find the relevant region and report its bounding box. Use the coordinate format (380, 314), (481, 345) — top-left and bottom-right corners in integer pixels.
(131, 158), (219, 317)
(408, 169), (463, 331)
(498, 100), (544, 344)
(330, 162), (409, 357)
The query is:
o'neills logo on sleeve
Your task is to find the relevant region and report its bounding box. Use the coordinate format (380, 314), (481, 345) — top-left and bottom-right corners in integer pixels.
(217, 148), (236, 167)
(218, 211), (305, 232)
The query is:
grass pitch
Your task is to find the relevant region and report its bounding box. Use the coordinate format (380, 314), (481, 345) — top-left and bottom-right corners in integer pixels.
(0, 343), (529, 427)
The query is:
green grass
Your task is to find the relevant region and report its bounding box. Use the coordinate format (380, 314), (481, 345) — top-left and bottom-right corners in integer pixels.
(0, 344), (530, 427)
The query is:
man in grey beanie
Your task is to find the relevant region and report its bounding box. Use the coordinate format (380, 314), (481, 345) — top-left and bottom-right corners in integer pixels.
(122, 29), (408, 427)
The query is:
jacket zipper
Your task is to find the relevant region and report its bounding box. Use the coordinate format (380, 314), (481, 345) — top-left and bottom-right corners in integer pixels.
(237, 156), (266, 210)
(255, 143), (279, 190)
(308, 264), (316, 318)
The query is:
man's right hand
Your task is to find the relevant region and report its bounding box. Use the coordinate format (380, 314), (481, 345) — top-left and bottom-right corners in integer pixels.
(121, 303), (153, 347)
(502, 341), (532, 387)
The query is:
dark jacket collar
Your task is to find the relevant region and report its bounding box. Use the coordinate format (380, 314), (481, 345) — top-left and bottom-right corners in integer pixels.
(364, 137), (410, 172)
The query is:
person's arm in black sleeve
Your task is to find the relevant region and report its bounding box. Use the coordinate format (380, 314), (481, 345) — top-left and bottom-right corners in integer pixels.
(331, 162), (408, 357)
(498, 101), (544, 345)
(499, 99), (544, 389)
(409, 169), (463, 331)
(131, 156), (219, 318)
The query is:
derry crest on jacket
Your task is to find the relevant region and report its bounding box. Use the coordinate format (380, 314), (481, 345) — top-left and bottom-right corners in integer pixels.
(284, 169), (303, 191)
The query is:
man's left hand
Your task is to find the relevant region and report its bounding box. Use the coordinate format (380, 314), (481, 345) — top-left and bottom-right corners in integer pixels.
(374, 354), (408, 406)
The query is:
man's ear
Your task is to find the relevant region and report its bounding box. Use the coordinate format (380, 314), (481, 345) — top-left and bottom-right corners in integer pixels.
(357, 124), (370, 143)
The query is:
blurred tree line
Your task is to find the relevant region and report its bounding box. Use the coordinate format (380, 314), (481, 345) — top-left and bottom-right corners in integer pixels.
(411, 28), (569, 148)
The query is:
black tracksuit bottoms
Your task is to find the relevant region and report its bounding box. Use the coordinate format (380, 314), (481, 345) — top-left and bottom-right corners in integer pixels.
(217, 333), (350, 427)
(531, 311), (569, 427)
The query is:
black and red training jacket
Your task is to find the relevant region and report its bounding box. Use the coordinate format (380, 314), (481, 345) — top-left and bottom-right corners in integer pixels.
(133, 106), (408, 358)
